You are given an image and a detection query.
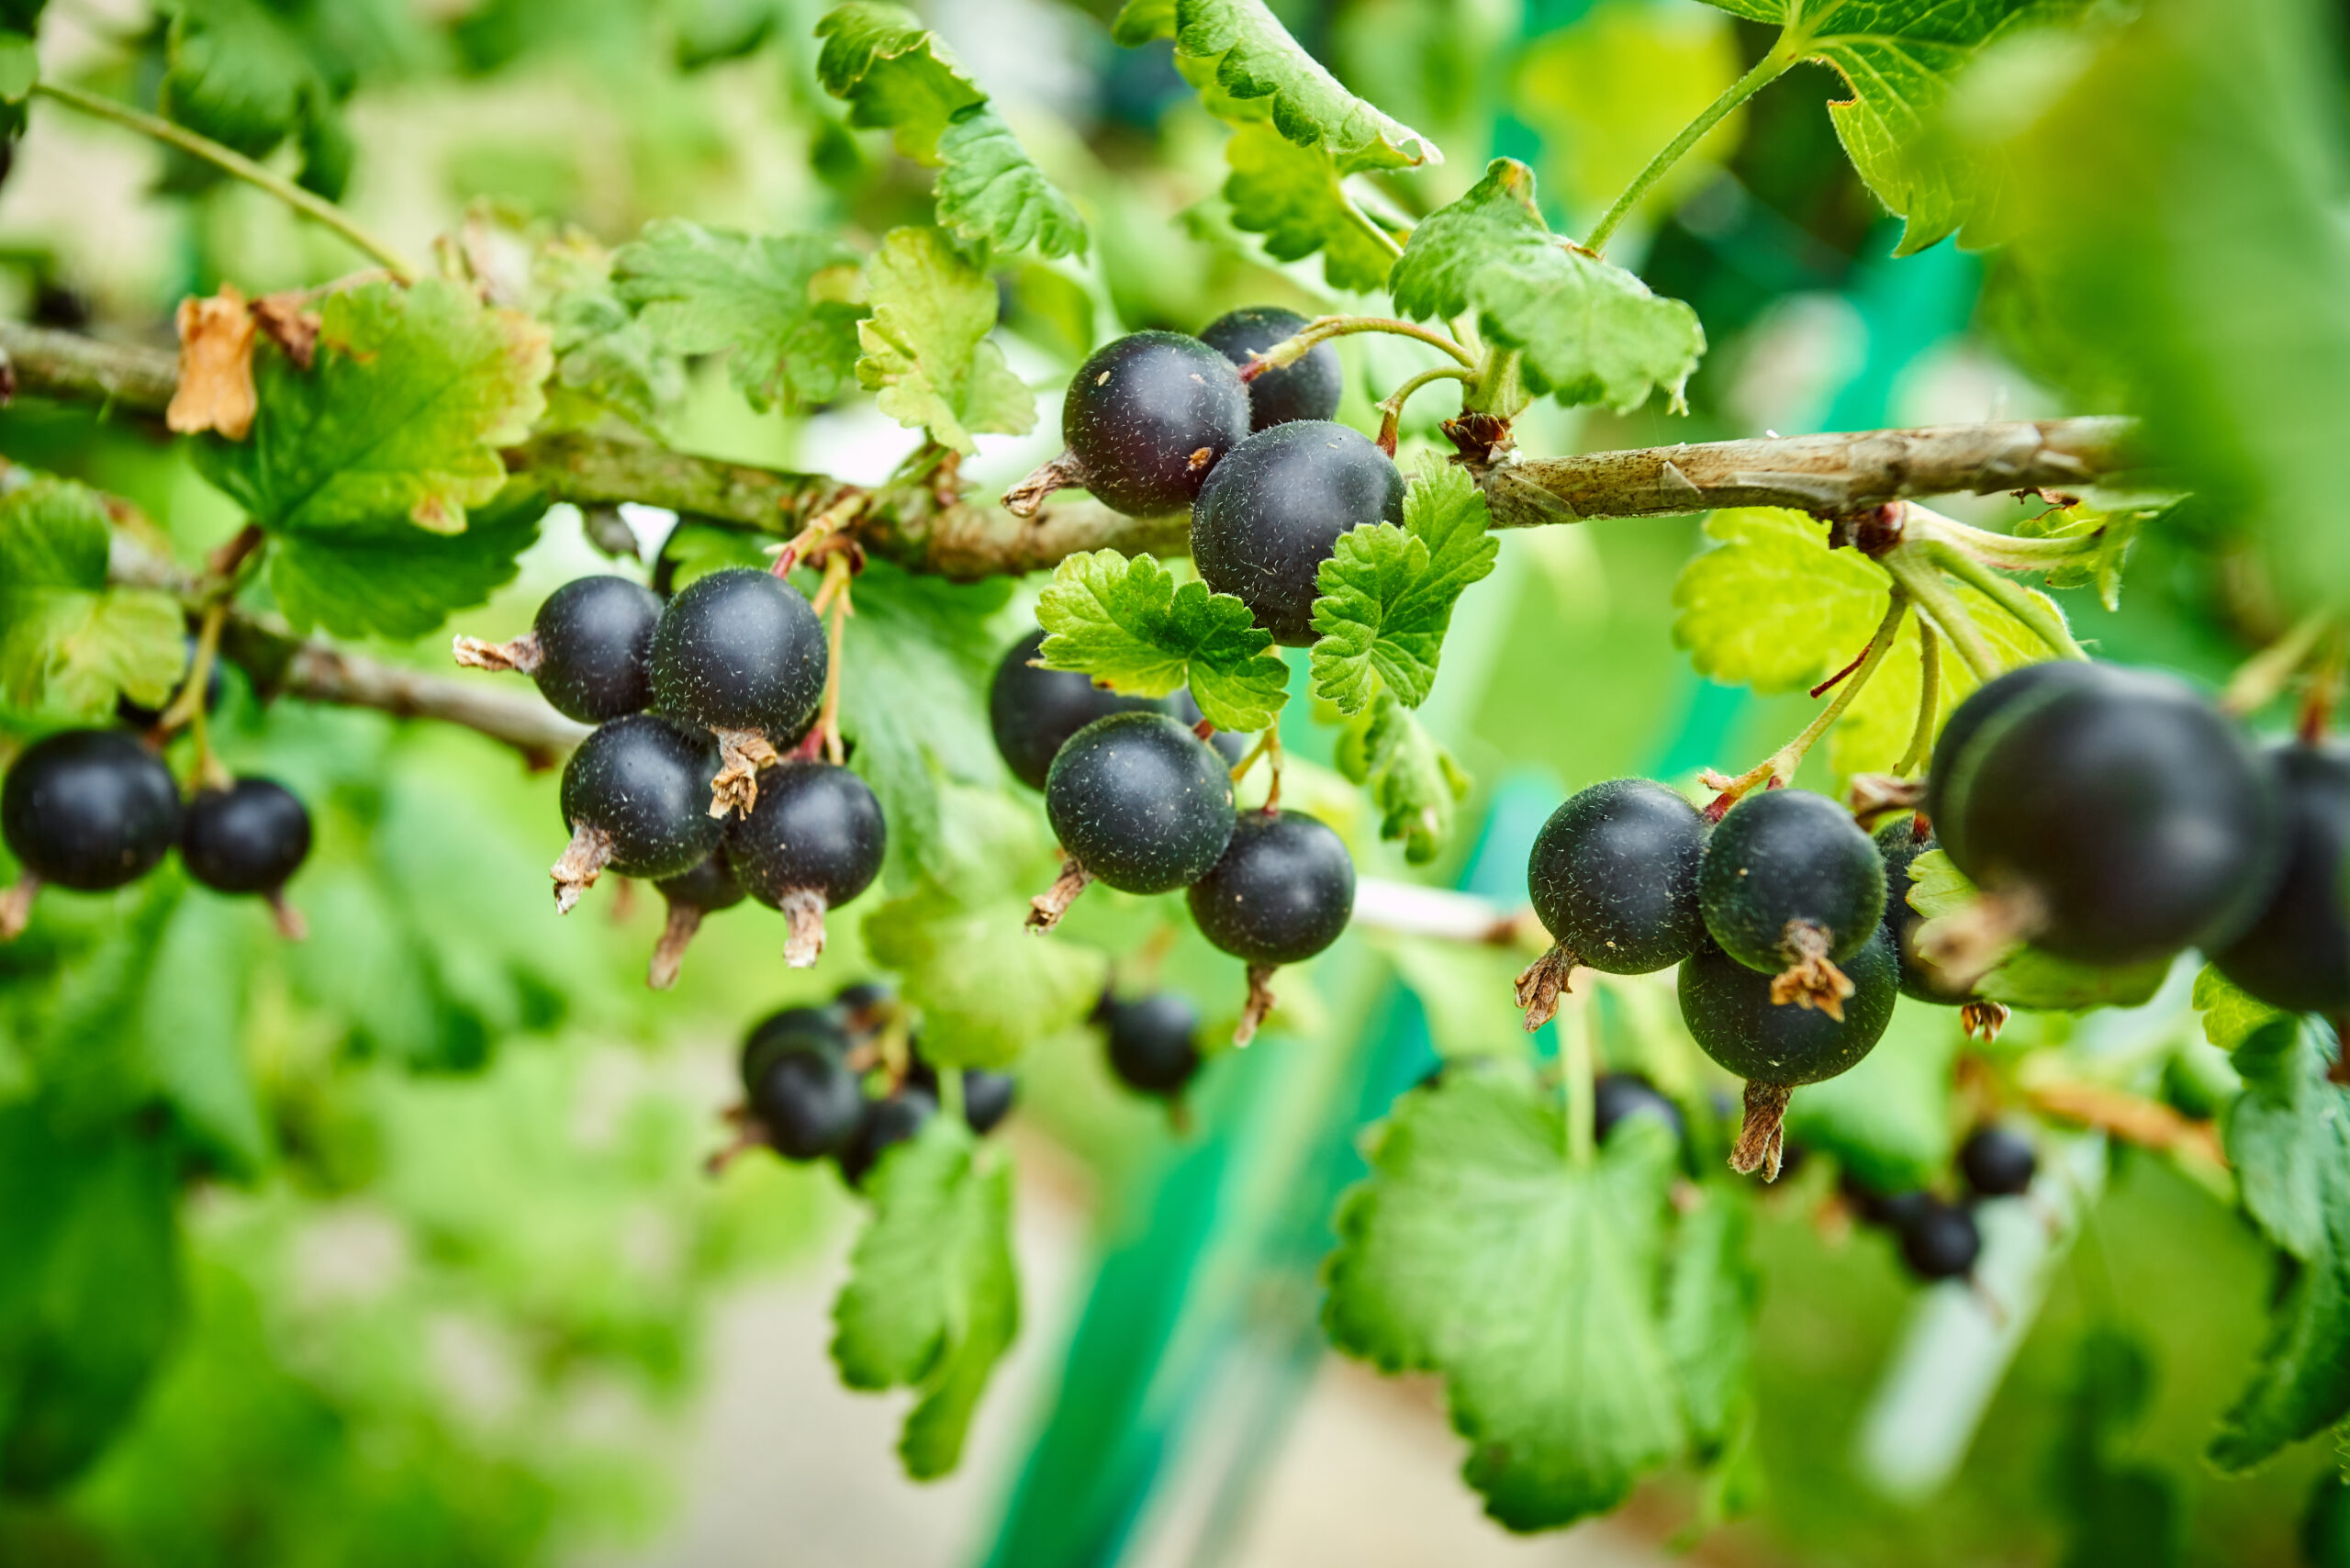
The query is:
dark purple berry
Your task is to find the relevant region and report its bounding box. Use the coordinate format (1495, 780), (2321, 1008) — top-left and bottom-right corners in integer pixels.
(180, 778), (310, 895)
(2, 730), (180, 891)
(1958, 1126), (2038, 1198)
(1898, 1197), (1982, 1281)
(1045, 712), (1235, 894)
(530, 575), (663, 723)
(990, 627), (1168, 790)
(648, 567), (827, 740)
(1678, 927), (1897, 1087)
(1186, 809), (1355, 965)
(741, 1004), (851, 1098)
(1190, 420), (1404, 644)
(751, 1047), (866, 1160)
(1062, 331), (1250, 517)
(1875, 813), (1968, 1003)
(1200, 306), (1341, 431)
(2211, 741), (2350, 1014)
(1924, 660), (2124, 868)
(1102, 991), (1203, 1097)
(725, 762), (886, 965)
(553, 713), (723, 908)
(1699, 789), (1886, 975)
(837, 1085), (937, 1187)
(1528, 778), (1708, 974)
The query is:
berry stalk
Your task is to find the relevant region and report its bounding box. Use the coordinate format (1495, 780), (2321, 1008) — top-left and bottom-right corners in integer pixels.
(1704, 589), (1913, 816)
(1238, 316), (1478, 379)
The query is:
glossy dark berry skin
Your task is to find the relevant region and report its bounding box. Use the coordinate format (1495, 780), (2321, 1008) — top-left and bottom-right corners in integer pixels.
(1102, 991), (1203, 1096)
(180, 778), (310, 895)
(559, 713), (723, 879)
(1200, 306), (1341, 431)
(1678, 928), (1897, 1085)
(1959, 1126), (2038, 1198)
(648, 567), (826, 739)
(1934, 666), (2281, 964)
(751, 1047), (866, 1160)
(1528, 779), (1707, 974)
(1, 730), (181, 891)
(2211, 742), (2350, 1013)
(1699, 790), (1886, 974)
(1898, 1197), (1982, 1281)
(1187, 809), (1356, 965)
(117, 634), (223, 728)
(1045, 712), (1235, 893)
(656, 850), (745, 914)
(837, 1086), (937, 1187)
(531, 575), (663, 723)
(990, 628), (1168, 790)
(1925, 660), (2122, 868)
(1191, 420), (1405, 645)
(1063, 331), (1250, 517)
(1875, 814), (1965, 1003)
(725, 763), (886, 911)
(961, 1070), (1017, 1136)
(1593, 1073), (1683, 1145)
(741, 1005), (850, 1098)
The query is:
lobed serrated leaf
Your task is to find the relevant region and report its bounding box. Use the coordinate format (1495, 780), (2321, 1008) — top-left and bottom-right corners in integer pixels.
(829, 1117), (1018, 1480)
(159, 0), (348, 195)
(854, 226), (1035, 454)
(1664, 1187), (1760, 1458)
(1222, 122), (1398, 294)
(1035, 549), (1290, 733)
(532, 233), (688, 436)
(1390, 159), (1701, 411)
(1309, 458), (1497, 716)
(934, 104), (1088, 263)
(1335, 690), (1470, 865)
(266, 481), (547, 641)
(815, 1), (985, 163)
(0, 476), (185, 719)
(612, 218), (864, 413)
(1904, 849), (2168, 1010)
(1324, 1070), (1684, 1530)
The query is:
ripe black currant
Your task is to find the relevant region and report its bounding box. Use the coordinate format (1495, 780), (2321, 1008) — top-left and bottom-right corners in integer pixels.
(552, 713), (723, 912)
(1187, 808), (1355, 1043)
(181, 778), (312, 936)
(2210, 741), (2350, 1013)
(1102, 991), (1204, 1097)
(1519, 778), (1708, 1026)
(990, 628), (1169, 790)
(116, 633), (223, 729)
(1593, 1072), (1683, 1146)
(1841, 1173), (1931, 1232)
(1958, 1126), (2038, 1198)
(647, 849), (746, 990)
(1054, 331), (1250, 517)
(527, 576), (665, 723)
(1190, 420), (1405, 645)
(749, 1044), (867, 1161)
(1679, 927), (1897, 1180)
(1924, 660), (2122, 867)
(1034, 712), (1235, 925)
(1933, 666), (2281, 964)
(1199, 306), (1341, 431)
(1897, 1197), (1982, 1282)
(908, 1054), (1018, 1136)
(647, 568), (827, 811)
(1, 730), (181, 935)
(724, 761), (886, 967)
(837, 1085), (937, 1188)
(741, 1004), (851, 1099)
(1699, 788), (1886, 1016)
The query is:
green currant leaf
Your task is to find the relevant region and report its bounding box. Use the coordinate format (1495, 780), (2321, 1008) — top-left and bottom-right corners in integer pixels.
(830, 1115), (1019, 1481)
(0, 28), (39, 110)
(160, 0), (319, 157)
(612, 218), (865, 414)
(2194, 965), (2288, 1056)
(2048, 1329), (2185, 1568)
(0, 476), (185, 720)
(1389, 159), (1702, 412)
(1902, 849), (2169, 1010)
(1324, 1070), (1685, 1530)
(1334, 689), (1470, 864)
(862, 788), (1110, 1070)
(814, 1), (985, 164)
(1664, 1187), (1761, 1459)
(267, 480), (548, 641)
(1309, 457), (1498, 716)
(1221, 122), (1398, 295)
(1112, 0), (1440, 172)
(1701, 0), (2094, 255)
(1035, 549), (1290, 734)
(2211, 1019), (2350, 1470)
(532, 233), (687, 437)
(854, 226), (1035, 455)
(934, 104), (1088, 263)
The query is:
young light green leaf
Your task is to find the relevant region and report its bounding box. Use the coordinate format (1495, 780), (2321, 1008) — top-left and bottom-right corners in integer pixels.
(1324, 1070), (1685, 1530)
(1672, 509), (1887, 692)
(830, 1117), (1018, 1480)
(1390, 159), (1702, 411)
(815, 1), (985, 163)
(2210, 1019), (2350, 1470)
(1335, 690), (1470, 865)
(267, 482), (547, 641)
(196, 279), (549, 538)
(855, 227), (1035, 454)
(1823, 578), (2059, 784)
(1035, 549), (1290, 733)
(1309, 458), (1497, 715)
(0, 476), (185, 719)
(2194, 964), (2288, 1056)
(2011, 498), (2156, 611)
(934, 104), (1088, 263)
(612, 218), (864, 413)
(1905, 849), (2169, 1010)
(1113, 0), (1440, 172)
(532, 233), (688, 436)
(1222, 123), (1398, 294)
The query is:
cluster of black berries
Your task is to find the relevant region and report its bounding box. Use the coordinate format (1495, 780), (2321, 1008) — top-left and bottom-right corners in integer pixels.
(2, 713), (312, 940)
(455, 567), (881, 983)
(1843, 1126), (2040, 1283)
(724, 980), (1013, 1184)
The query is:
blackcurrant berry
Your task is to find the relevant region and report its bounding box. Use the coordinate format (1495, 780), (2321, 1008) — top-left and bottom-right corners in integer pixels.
(116, 633), (224, 729)
(1, 730), (181, 917)
(1924, 660), (2123, 867)
(1699, 789), (1886, 1015)
(2210, 741), (2350, 1014)
(1187, 808), (1355, 1043)
(647, 566), (826, 741)
(1519, 778), (1708, 1025)
(724, 762), (886, 967)
(1897, 1197), (1982, 1281)
(1058, 331), (1250, 517)
(1102, 991), (1204, 1097)
(1958, 1126), (2038, 1198)
(647, 850), (745, 990)
(741, 1004), (851, 1098)
(750, 1046), (866, 1160)
(552, 713), (723, 912)
(961, 1070), (1017, 1135)
(527, 575), (664, 723)
(1199, 306), (1341, 431)
(1680, 927), (1897, 1180)
(1035, 713), (1235, 922)
(837, 1085), (937, 1188)
(1190, 420), (1405, 645)
(180, 778), (311, 935)
(1593, 1072), (1683, 1145)
(1874, 813), (1968, 1004)
(990, 627), (1169, 790)
(1933, 666), (2281, 964)
(1841, 1173), (1931, 1231)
